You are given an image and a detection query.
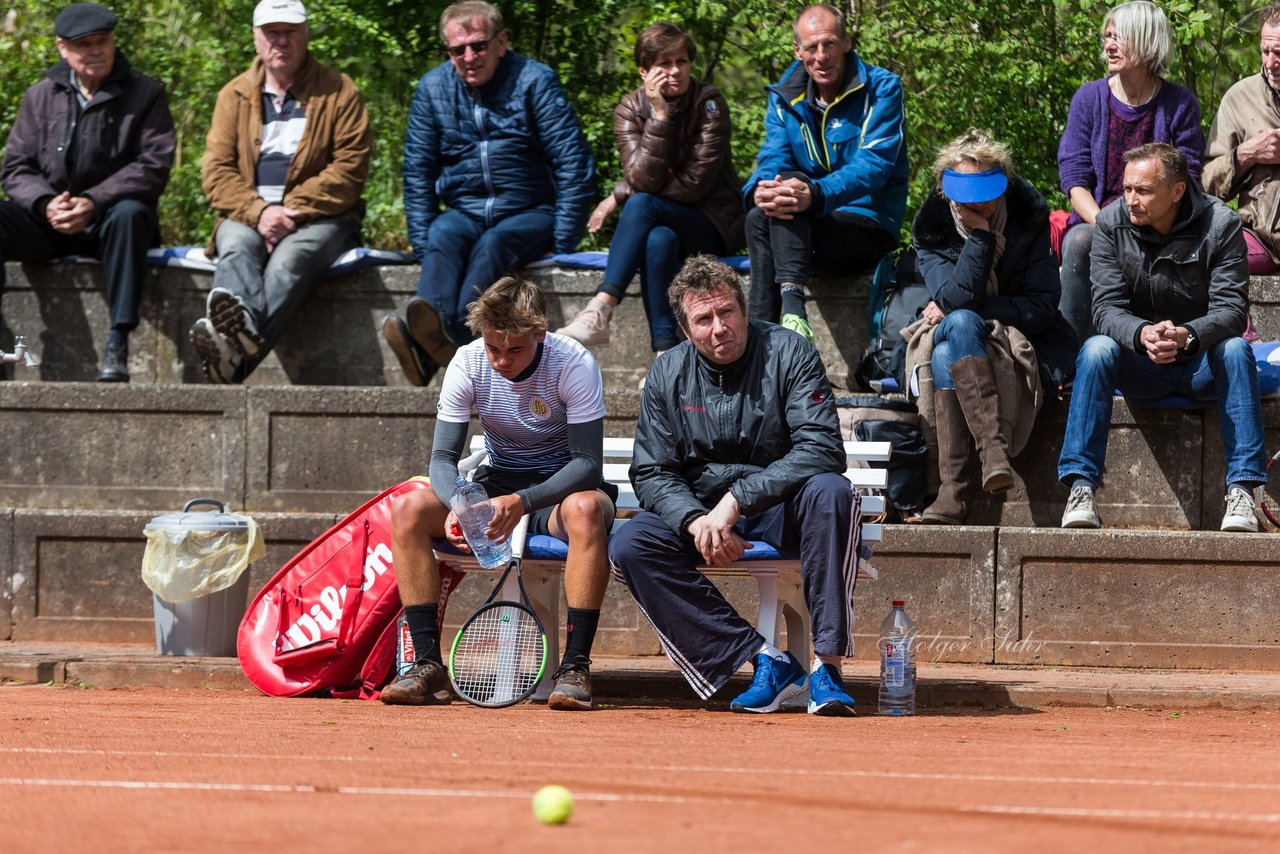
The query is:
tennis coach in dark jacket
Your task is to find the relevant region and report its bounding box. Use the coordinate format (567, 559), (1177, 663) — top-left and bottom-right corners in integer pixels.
(610, 255), (864, 718)
(381, 0), (595, 386)
(0, 2), (174, 382)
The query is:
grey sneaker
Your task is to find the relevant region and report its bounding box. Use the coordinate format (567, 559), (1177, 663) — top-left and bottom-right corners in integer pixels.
(556, 302), (611, 347)
(207, 287), (263, 358)
(1221, 487), (1260, 533)
(547, 664), (592, 711)
(188, 318), (241, 384)
(780, 313), (816, 345)
(1061, 484), (1101, 528)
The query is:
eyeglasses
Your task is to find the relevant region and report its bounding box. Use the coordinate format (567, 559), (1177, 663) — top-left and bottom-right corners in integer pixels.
(446, 36), (497, 57)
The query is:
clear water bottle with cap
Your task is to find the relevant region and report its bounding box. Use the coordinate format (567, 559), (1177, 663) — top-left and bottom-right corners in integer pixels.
(450, 477), (512, 569)
(877, 599), (917, 716)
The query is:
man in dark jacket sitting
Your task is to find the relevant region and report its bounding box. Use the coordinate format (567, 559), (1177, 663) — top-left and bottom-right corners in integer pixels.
(609, 255), (863, 716)
(1058, 143), (1267, 532)
(0, 2), (174, 382)
(383, 0), (596, 387)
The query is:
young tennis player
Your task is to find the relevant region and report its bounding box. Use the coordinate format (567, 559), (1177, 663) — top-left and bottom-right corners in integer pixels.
(381, 276), (616, 711)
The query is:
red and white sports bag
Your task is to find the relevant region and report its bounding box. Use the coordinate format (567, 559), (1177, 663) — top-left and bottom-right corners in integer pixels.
(238, 479), (463, 698)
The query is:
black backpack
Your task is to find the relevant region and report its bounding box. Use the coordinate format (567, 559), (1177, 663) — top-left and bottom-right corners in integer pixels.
(854, 250), (931, 393)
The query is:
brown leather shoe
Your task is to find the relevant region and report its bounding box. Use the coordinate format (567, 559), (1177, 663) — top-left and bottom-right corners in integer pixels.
(380, 660), (451, 705)
(406, 297), (457, 368)
(382, 315), (434, 387)
(547, 664), (592, 711)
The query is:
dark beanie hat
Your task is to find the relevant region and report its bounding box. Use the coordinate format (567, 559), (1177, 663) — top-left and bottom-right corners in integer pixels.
(55, 3), (118, 40)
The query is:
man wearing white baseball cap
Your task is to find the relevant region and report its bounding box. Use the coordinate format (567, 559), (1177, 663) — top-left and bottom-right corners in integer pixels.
(193, 0), (371, 383)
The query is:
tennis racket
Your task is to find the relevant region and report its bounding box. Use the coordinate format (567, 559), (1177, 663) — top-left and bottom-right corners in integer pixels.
(448, 515), (549, 707)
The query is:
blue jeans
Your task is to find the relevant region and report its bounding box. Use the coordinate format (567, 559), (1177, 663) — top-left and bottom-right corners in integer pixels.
(417, 208), (554, 342)
(930, 309), (989, 390)
(599, 193), (725, 352)
(1057, 334), (1267, 488)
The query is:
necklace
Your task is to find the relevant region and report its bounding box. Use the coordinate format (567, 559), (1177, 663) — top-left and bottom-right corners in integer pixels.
(1111, 74), (1159, 107)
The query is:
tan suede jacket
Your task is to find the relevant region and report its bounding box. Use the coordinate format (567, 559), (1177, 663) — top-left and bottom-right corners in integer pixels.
(202, 54), (371, 255)
(611, 80), (744, 251)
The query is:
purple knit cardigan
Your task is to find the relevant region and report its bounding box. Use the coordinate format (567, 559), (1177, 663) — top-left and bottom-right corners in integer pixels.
(1057, 75), (1205, 227)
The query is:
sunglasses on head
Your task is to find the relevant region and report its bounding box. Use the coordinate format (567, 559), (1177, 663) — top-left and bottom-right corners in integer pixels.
(446, 36), (496, 57)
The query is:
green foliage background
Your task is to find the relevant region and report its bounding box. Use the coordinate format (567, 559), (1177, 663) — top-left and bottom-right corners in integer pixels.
(0, 0), (1270, 249)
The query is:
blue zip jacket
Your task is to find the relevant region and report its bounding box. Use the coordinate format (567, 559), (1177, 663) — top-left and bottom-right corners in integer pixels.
(403, 51), (595, 256)
(745, 52), (908, 236)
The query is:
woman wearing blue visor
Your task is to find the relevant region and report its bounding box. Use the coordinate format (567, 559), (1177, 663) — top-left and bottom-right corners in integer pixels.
(910, 129), (1078, 524)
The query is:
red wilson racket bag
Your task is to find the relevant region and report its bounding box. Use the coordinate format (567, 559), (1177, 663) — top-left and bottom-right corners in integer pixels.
(238, 479), (463, 698)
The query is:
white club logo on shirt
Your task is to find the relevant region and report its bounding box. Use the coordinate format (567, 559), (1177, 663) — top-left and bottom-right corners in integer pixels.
(530, 397), (550, 418)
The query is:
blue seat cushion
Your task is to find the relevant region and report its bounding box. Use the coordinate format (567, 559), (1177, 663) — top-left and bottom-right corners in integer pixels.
(434, 534), (797, 564)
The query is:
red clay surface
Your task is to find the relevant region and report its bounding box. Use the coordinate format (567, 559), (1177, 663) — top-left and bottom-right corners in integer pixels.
(2, 685), (1279, 852)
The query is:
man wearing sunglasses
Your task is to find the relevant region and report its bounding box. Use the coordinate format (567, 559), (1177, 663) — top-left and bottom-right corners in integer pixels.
(385, 0), (595, 387)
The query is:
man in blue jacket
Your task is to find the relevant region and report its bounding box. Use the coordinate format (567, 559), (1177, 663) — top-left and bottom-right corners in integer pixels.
(744, 3), (907, 344)
(384, 1), (595, 386)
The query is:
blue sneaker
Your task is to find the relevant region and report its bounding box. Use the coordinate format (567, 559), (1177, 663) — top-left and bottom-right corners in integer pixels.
(730, 652), (807, 713)
(807, 663), (856, 716)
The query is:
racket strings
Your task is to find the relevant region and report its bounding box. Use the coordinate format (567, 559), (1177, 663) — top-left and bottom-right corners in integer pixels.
(452, 603), (546, 706)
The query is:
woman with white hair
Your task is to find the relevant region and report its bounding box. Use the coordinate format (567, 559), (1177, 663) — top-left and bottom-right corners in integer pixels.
(1057, 0), (1204, 342)
(911, 130), (1077, 525)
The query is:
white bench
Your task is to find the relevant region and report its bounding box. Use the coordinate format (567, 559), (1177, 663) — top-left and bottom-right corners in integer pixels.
(434, 435), (890, 701)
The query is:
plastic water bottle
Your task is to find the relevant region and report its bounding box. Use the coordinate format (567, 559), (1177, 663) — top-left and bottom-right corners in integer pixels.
(877, 599), (917, 715)
(450, 477), (512, 569)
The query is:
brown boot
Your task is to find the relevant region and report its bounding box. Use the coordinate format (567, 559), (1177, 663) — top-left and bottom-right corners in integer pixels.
(921, 389), (972, 524)
(950, 356), (1014, 493)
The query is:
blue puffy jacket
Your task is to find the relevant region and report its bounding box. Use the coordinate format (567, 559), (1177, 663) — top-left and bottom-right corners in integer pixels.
(403, 52), (595, 256)
(745, 52), (908, 237)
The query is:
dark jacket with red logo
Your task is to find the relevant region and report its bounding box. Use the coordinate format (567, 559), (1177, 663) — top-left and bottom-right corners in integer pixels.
(631, 320), (845, 534)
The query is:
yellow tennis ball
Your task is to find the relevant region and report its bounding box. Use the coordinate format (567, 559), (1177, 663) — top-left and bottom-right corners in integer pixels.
(532, 785), (574, 825)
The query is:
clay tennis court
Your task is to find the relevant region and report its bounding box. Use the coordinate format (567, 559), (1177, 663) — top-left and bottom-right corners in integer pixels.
(2, 685), (1278, 852)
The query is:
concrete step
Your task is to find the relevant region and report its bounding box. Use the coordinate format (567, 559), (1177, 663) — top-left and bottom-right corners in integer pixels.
(9, 261), (1280, 392)
(3, 511), (1279, 671)
(6, 641), (1280, 710)
(0, 383), (1274, 530)
(1, 261), (872, 391)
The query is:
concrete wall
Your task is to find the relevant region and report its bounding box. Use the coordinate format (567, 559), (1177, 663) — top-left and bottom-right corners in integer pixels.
(0, 261), (871, 391)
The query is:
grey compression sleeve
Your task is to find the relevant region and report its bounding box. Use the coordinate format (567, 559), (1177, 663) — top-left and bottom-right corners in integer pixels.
(516, 417), (605, 512)
(427, 419), (469, 507)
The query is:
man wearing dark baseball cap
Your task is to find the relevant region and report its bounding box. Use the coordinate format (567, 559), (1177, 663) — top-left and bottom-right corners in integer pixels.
(0, 2), (175, 382)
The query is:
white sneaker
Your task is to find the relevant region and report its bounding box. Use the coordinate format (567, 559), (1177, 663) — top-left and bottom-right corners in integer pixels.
(188, 318), (241, 384)
(557, 300), (611, 347)
(1061, 484), (1101, 528)
(207, 287), (263, 358)
(1221, 487), (1260, 533)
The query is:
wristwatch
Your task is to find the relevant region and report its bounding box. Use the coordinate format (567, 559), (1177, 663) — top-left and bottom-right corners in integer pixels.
(1181, 328), (1198, 353)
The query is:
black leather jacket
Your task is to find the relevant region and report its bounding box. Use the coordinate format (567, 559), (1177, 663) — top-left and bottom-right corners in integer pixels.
(631, 320), (846, 535)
